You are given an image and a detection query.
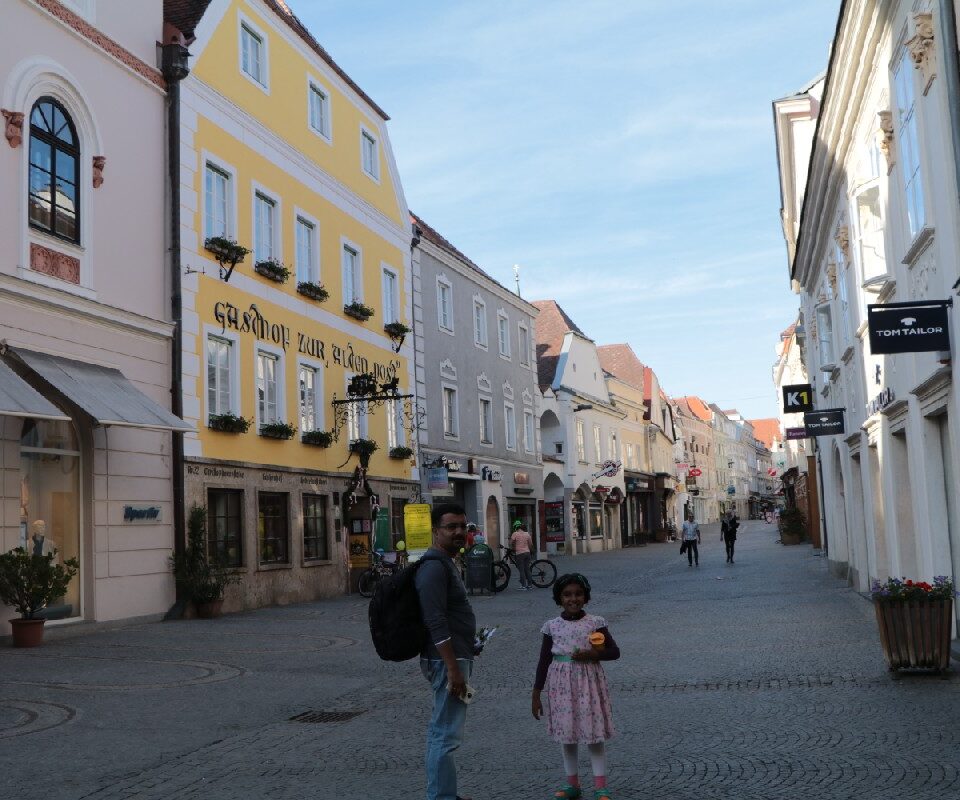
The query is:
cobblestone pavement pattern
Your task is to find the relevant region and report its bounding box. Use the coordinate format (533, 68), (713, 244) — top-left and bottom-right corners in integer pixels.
(3, 521), (960, 799)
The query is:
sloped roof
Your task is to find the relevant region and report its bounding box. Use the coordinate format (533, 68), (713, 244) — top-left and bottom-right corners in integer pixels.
(597, 344), (646, 390)
(164, 0), (213, 39)
(750, 418), (781, 450)
(675, 395), (713, 423)
(531, 300), (587, 391)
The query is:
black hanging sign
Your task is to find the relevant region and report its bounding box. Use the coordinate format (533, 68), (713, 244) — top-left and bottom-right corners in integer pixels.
(868, 300), (952, 355)
(782, 383), (815, 413)
(803, 408), (845, 438)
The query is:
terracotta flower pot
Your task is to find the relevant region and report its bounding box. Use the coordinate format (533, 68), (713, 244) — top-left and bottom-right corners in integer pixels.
(195, 599), (224, 619)
(10, 618), (45, 647)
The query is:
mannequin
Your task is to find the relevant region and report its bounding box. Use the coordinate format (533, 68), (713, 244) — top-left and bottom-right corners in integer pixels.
(30, 520), (58, 561)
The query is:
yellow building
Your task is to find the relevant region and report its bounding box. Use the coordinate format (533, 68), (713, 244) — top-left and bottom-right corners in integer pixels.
(169, 1), (416, 607)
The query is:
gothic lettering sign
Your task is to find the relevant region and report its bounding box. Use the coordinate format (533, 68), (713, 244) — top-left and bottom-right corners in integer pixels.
(803, 408), (845, 437)
(867, 300), (951, 354)
(782, 383), (814, 413)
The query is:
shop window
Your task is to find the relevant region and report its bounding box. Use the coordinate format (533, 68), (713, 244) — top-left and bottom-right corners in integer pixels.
(28, 97), (80, 244)
(258, 492), (289, 564)
(589, 504), (603, 539)
(207, 488), (243, 567)
(302, 494), (329, 561)
(391, 497), (408, 548)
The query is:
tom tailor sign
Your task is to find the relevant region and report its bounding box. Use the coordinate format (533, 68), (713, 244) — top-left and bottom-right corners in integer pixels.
(867, 300), (951, 354)
(803, 409), (845, 437)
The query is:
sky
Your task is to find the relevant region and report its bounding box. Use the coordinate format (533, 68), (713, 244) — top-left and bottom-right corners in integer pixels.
(296, 0), (841, 419)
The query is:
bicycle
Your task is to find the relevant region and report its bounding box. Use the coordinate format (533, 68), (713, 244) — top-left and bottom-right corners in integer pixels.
(492, 545), (557, 592)
(357, 550), (406, 597)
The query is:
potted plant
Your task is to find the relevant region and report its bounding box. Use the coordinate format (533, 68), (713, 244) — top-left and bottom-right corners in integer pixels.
(383, 321), (411, 352)
(388, 445), (413, 460)
(208, 412), (251, 434)
(777, 507), (806, 545)
(302, 430), (333, 447)
(872, 576), (955, 672)
(0, 549), (79, 647)
(344, 301), (375, 321)
(253, 258), (291, 283)
(349, 437), (379, 467)
(170, 505), (238, 618)
(204, 237), (250, 282)
(297, 281), (329, 302)
(259, 420), (295, 440)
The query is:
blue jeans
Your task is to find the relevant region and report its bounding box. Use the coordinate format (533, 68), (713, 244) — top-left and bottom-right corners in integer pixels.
(421, 657), (473, 800)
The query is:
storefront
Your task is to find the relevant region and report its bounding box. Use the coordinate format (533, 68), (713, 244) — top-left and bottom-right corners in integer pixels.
(623, 473), (655, 545)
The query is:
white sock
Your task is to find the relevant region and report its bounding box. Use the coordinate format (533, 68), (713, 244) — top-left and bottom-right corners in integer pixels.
(562, 743), (579, 776)
(588, 742), (607, 777)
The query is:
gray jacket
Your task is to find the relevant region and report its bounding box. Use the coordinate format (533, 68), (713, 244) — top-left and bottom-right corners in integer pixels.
(415, 547), (476, 660)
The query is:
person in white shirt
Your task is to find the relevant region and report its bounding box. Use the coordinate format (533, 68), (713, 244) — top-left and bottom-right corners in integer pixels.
(681, 513), (701, 567)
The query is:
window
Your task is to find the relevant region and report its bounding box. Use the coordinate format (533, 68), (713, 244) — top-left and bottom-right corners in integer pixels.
(523, 410), (535, 453)
(626, 443), (634, 468)
(834, 245), (853, 343)
(308, 82), (330, 139)
(258, 492), (288, 564)
(240, 23), (266, 87)
(342, 243), (361, 304)
(504, 402), (517, 450)
(443, 386), (459, 437)
(608, 430), (618, 461)
(256, 350), (280, 425)
(576, 419), (586, 461)
(302, 494), (329, 561)
(206, 335), (234, 417)
(298, 364), (319, 432)
(816, 304), (835, 368)
(498, 313), (511, 358)
(437, 279), (453, 332)
(387, 398), (404, 449)
(390, 498), (408, 548)
(518, 324), (530, 366)
(208, 489), (243, 567)
(361, 129), (379, 179)
(254, 192), (276, 263)
(473, 299), (488, 347)
(295, 216), (316, 283)
(894, 49), (925, 238)
(382, 268), (399, 323)
(204, 164), (230, 240)
(479, 397), (493, 444)
(593, 425), (602, 462)
(28, 98), (80, 243)
(346, 374), (368, 441)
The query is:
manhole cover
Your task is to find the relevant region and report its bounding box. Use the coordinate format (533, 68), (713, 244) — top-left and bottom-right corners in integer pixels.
(289, 710), (366, 724)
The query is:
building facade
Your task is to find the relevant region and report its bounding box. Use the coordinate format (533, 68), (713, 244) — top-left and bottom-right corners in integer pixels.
(412, 215), (542, 549)
(672, 396), (719, 523)
(175, 0), (416, 607)
(0, 0), (190, 634)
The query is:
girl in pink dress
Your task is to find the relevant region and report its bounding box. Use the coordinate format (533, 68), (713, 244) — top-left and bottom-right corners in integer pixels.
(532, 573), (620, 800)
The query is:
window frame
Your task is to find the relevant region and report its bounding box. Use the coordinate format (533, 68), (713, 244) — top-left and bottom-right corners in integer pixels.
(437, 275), (454, 334)
(207, 488), (243, 568)
(816, 302), (836, 369)
(252, 184), (281, 266)
(201, 154), (237, 243)
(297, 359), (323, 434)
(504, 401), (517, 451)
(257, 491), (289, 566)
(302, 493), (330, 562)
(204, 328), (240, 422)
(294, 209), (319, 284)
(893, 45), (926, 240)
(381, 264), (400, 324)
(360, 125), (380, 182)
(27, 97), (81, 245)
(341, 237), (363, 306)
(344, 372), (369, 442)
(442, 383), (460, 439)
(523, 409), (535, 454)
(593, 424), (602, 463)
(307, 77), (332, 143)
(576, 418), (586, 462)
(497, 310), (511, 359)
(518, 322), (530, 367)
(473, 297), (488, 349)
(238, 13), (270, 93)
(387, 397), (405, 449)
(254, 344), (285, 430)
(479, 395), (494, 446)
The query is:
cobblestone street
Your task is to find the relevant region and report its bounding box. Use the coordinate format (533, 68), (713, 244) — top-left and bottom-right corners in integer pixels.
(4, 521), (960, 800)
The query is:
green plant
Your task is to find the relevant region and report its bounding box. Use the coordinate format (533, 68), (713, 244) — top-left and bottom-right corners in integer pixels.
(349, 438), (379, 457)
(259, 420), (295, 439)
(297, 281), (329, 302)
(0, 549), (79, 619)
(170, 506), (238, 605)
(302, 430), (333, 447)
(344, 301), (375, 320)
(871, 576), (955, 601)
(388, 445), (413, 459)
(778, 506), (806, 540)
(208, 412), (251, 433)
(204, 237), (250, 282)
(254, 258), (291, 283)
(383, 321), (410, 338)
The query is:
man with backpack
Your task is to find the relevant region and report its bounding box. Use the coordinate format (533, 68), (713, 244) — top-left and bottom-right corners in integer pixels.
(415, 502), (477, 800)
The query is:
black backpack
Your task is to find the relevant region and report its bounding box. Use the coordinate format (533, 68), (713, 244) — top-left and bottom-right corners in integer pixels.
(369, 554), (445, 662)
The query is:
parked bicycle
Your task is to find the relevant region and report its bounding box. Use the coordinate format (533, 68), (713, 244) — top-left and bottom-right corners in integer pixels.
(492, 545), (557, 592)
(357, 549), (407, 597)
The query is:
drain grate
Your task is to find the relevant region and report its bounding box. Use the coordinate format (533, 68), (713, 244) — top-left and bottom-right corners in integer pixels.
(288, 710), (366, 724)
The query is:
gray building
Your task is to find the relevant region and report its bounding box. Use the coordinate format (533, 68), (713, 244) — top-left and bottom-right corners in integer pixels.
(412, 215), (543, 550)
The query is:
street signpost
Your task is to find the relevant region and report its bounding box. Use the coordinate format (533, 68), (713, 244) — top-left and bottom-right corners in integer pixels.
(868, 300), (952, 354)
(782, 383), (815, 413)
(803, 408), (845, 437)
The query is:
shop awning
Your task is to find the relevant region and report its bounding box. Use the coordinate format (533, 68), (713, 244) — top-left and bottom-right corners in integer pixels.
(0, 360), (70, 421)
(8, 348), (192, 432)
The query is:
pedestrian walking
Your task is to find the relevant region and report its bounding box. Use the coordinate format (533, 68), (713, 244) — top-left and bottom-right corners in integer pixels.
(510, 519), (535, 590)
(532, 573), (620, 800)
(721, 511), (739, 563)
(680, 513), (701, 566)
(415, 503), (477, 800)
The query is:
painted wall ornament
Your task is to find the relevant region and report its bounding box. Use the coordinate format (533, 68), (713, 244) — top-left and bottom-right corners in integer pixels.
(2, 109), (24, 148)
(907, 13), (937, 95)
(92, 155), (106, 188)
(877, 111), (895, 174)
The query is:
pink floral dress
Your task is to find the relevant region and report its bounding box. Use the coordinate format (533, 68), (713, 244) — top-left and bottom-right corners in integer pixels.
(541, 613), (616, 744)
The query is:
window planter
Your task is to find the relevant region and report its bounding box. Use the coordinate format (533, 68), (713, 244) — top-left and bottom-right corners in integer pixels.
(349, 437), (378, 467)
(259, 421), (295, 440)
(388, 445), (413, 460)
(344, 301), (375, 321)
(204, 237), (250, 282)
(208, 413), (251, 434)
(254, 259), (291, 284)
(383, 321), (410, 352)
(297, 281), (329, 302)
(302, 430), (333, 447)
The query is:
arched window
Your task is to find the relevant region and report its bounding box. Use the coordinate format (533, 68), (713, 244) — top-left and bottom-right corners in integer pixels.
(28, 97), (80, 244)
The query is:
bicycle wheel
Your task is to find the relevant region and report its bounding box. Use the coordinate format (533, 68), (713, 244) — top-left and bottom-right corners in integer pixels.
(357, 569), (378, 598)
(492, 561), (510, 593)
(529, 559), (557, 588)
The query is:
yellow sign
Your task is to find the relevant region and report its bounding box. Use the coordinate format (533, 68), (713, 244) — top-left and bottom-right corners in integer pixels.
(404, 504), (433, 551)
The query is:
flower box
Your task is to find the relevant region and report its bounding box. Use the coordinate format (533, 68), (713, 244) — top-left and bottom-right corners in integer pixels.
(344, 301), (375, 321)
(872, 577), (955, 672)
(208, 413), (250, 434)
(204, 237), (250, 265)
(254, 259), (291, 283)
(259, 421), (295, 440)
(388, 445), (413, 460)
(383, 321), (410, 338)
(297, 281), (329, 302)
(302, 430), (333, 447)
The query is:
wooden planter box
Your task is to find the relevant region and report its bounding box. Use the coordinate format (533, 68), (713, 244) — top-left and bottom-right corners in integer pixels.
(874, 598), (953, 671)
(779, 531), (803, 545)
